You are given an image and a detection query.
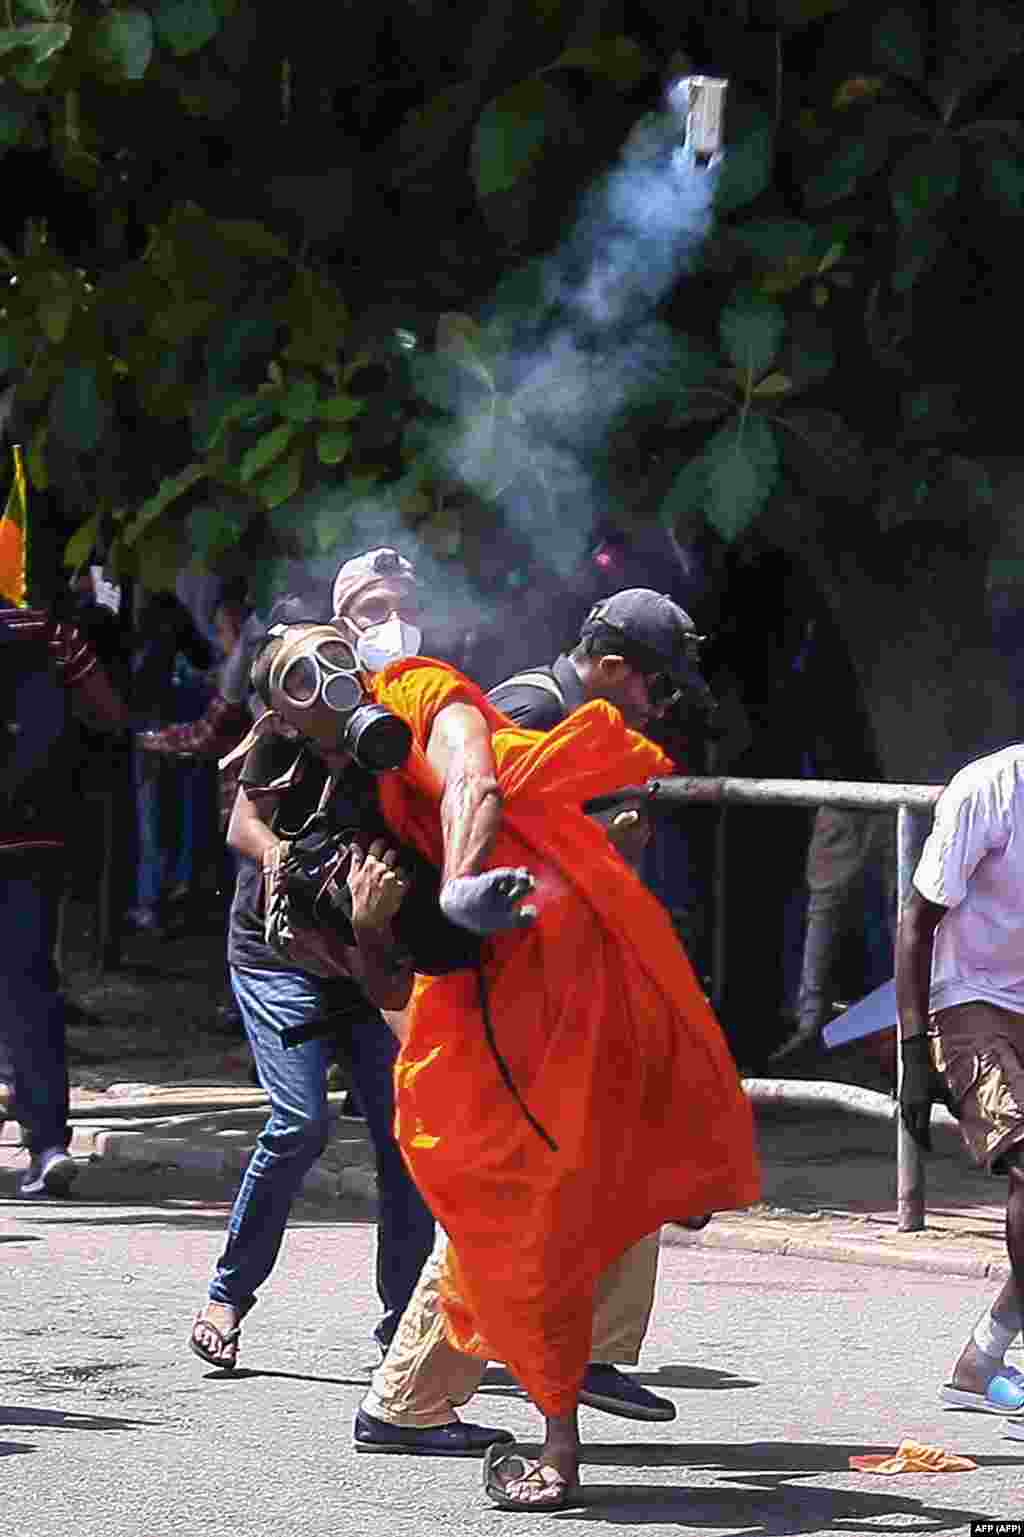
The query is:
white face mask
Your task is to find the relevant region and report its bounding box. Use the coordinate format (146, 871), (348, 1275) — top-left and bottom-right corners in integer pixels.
(355, 614), (423, 673)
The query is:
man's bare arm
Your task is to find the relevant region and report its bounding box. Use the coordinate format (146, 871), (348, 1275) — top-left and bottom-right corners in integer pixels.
(71, 662), (128, 731)
(227, 785), (281, 865)
(426, 702), (503, 882)
(895, 887), (945, 1040)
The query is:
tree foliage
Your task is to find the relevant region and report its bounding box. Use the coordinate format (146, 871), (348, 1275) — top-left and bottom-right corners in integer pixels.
(0, 0), (1021, 593)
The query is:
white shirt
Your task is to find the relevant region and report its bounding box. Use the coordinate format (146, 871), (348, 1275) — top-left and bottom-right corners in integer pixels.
(914, 744), (1024, 1015)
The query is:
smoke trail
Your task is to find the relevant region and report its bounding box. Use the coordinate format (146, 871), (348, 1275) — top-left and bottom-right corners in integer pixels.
(445, 114), (720, 580)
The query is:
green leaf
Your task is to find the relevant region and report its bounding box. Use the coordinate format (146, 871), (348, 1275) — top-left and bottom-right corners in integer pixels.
(124, 462), (206, 547)
(0, 331), (19, 373)
(278, 376), (317, 424)
(151, 299), (218, 343)
(728, 218), (816, 266)
(804, 140), (870, 207)
(153, 0), (221, 56)
(89, 10), (155, 80)
(255, 447), (302, 510)
(704, 416), (781, 541)
(136, 519), (186, 592)
(472, 78), (563, 199)
(209, 217), (289, 261)
(187, 501), (244, 560)
(784, 313), (835, 386)
(318, 393), (364, 425)
(714, 109), (774, 215)
(983, 154), (1024, 215)
(0, 22), (70, 61)
(52, 364), (107, 453)
(63, 513), (99, 570)
(0, 97), (29, 150)
(240, 422), (295, 482)
(890, 222), (947, 291)
(873, 6), (925, 81)
(774, 407), (867, 499)
(316, 427), (352, 466)
(552, 35), (656, 88)
(38, 290), (73, 343)
(720, 288), (785, 375)
(753, 372), (793, 397)
(15, 0), (57, 17)
(890, 139), (960, 227)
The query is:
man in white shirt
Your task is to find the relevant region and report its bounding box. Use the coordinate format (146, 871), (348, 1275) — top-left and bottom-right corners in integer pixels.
(897, 744), (1024, 1416)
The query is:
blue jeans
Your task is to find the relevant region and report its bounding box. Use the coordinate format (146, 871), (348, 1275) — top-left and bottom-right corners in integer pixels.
(211, 965), (435, 1349)
(0, 874), (69, 1155)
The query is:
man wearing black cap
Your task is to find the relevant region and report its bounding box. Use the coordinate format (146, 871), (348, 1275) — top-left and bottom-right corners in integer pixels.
(355, 589), (712, 1442)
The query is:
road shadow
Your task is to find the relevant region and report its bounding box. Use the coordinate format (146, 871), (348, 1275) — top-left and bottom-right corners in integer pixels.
(552, 1481), (993, 1530)
(0, 1233), (41, 1244)
(195, 1367), (364, 1387)
(573, 1440), (1024, 1473)
(0, 1405), (153, 1433)
(480, 1364), (758, 1398)
(0, 1201), (369, 1231)
(480, 1441), (1010, 1529)
(0, 1441), (34, 1458)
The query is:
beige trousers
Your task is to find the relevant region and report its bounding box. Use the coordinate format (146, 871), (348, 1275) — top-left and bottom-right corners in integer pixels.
(362, 1229), (661, 1427)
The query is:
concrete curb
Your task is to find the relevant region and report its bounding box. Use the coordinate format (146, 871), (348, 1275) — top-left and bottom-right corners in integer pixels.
(665, 1220), (1011, 1284)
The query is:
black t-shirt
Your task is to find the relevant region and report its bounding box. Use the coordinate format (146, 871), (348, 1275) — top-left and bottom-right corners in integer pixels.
(487, 654), (582, 729)
(227, 734), (378, 984)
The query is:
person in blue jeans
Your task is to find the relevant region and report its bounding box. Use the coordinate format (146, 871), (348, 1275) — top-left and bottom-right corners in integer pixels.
(1, 601), (126, 1196)
(189, 562), (449, 1379)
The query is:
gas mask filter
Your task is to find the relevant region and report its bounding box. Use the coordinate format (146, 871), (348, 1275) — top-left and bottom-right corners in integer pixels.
(266, 625), (412, 772)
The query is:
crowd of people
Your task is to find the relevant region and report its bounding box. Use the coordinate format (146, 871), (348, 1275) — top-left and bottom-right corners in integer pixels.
(5, 540), (1024, 1510)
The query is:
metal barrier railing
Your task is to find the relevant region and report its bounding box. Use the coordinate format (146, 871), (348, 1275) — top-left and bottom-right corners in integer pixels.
(621, 775), (944, 1232)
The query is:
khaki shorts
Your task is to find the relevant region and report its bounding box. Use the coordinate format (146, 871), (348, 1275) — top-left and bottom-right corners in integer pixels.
(931, 1001), (1024, 1174)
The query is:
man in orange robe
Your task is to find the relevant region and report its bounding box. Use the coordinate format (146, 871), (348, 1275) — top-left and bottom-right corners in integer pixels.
(366, 655), (760, 1509)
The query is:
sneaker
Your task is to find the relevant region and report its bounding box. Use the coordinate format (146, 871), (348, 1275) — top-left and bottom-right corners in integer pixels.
(18, 1147), (79, 1198)
(579, 1363), (676, 1422)
(124, 907), (167, 939)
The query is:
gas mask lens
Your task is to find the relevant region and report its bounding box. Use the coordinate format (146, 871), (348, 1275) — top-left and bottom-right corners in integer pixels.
(275, 634), (364, 713)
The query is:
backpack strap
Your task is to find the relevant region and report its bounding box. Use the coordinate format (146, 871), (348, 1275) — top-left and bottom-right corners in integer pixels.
(488, 669), (567, 709)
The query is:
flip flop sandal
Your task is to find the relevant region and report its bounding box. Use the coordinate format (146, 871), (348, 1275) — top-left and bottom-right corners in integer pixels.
(941, 1370), (1024, 1415)
(190, 1312), (243, 1371)
(482, 1443), (577, 1512)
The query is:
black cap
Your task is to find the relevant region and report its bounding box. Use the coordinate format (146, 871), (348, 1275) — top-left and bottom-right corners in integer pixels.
(580, 588), (702, 680)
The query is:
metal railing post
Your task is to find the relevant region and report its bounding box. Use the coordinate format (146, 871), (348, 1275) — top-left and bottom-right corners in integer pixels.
(896, 803), (931, 1232)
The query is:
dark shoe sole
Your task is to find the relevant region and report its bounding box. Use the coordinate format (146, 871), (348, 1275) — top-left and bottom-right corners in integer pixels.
(578, 1387), (676, 1422)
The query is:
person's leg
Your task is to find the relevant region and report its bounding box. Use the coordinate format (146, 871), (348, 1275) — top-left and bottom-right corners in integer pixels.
(935, 1003), (1024, 1408)
(0, 875), (70, 1158)
(580, 1234), (675, 1420)
(343, 1009), (435, 1353)
(130, 746), (163, 921)
(193, 966), (332, 1365)
(355, 1228), (513, 1453)
(948, 1153), (1024, 1399)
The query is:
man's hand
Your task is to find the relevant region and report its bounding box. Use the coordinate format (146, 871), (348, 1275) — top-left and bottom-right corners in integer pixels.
(898, 1035), (934, 1153)
(604, 805), (651, 868)
(348, 840), (409, 931)
(440, 868), (537, 935)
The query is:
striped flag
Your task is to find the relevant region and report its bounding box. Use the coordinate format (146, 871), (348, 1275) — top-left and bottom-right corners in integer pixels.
(0, 444), (28, 607)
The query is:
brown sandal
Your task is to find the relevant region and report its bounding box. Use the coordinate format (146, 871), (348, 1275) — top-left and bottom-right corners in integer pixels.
(482, 1444), (578, 1511)
(190, 1309), (242, 1371)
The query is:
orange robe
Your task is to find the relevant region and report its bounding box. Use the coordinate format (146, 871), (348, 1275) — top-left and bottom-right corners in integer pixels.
(372, 658), (760, 1419)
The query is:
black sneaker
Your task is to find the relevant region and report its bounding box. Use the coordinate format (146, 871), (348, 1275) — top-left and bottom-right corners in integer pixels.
(579, 1364), (676, 1422)
(18, 1147), (78, 1198)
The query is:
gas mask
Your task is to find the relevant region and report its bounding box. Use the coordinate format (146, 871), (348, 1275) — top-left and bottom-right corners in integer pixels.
(265, 624), (412, 772)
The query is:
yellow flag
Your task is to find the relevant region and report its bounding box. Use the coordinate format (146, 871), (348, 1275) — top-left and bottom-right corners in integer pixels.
(0, 444), (28, 607)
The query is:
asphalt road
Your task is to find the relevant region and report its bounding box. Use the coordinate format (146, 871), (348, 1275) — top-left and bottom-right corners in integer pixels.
(2, 1165), (1023, 1537)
